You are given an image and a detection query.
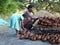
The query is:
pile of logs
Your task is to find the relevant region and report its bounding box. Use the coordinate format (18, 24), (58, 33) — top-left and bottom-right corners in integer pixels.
(19, 17), (60, 44)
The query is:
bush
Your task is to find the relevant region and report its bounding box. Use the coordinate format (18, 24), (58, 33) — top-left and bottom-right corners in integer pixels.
(33, 2), (48, 11)
(0, 0), (25, 18)
(51, 2), (60, 12)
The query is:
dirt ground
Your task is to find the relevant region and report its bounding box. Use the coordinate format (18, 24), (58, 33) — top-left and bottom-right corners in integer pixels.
(0, 10), (60, 45)
(0, 25), (60, 45)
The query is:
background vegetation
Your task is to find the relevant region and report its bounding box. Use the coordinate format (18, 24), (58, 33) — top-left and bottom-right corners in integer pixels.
(0, 0), (60, 19)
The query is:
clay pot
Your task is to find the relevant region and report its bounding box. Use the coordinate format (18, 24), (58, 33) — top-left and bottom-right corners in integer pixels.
(23, 31), (27, 34)
(50, 34), (54, 38)
(41, 34), (47, 41)
(52, 39), (56, 44)
(47, 35), (50, 40)
(54, 37), (59, 44)
(19, 34), (25, 39)
(27, 31), (31, 35)
(57, 38), (60, 43)
(39, 19), (42, 23)
(30, 35), (37, 41)
(46, 20), (50, 24)
(29, 33), (34, 39)
(57, 24), (60, 27)
(49, 37), (56, 44)
(35, 35), (39, 38)
(24, 32), (28, 38)
(43, 16), (45, 19)
(33, 35), (37, 41)
(53, 23), (57, 27)
(43, 36), (47, 41)
(48, 23), (52, 27)
(37, 35), (42, 40)
(42, 19), (46, 22)
(41, 22), (44, 25)
(58, 34), (60, 37)
(44, 23), (47, 26)
(25, 31), (31, 38)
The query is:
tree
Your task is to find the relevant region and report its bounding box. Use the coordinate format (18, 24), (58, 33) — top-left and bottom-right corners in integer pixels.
(0, 0), (24, 18)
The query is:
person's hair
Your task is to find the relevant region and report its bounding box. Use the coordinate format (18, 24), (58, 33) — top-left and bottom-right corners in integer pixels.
(27, 4), (34, 9)
(22, 14), (27, 18)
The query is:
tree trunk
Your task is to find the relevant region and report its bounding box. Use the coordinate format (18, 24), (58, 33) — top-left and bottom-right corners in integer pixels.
(29, 0), (32, 4)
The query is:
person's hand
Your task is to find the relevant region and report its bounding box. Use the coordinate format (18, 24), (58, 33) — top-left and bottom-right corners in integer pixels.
(23, 28), (27, 31)
(38, 17), (40, 19)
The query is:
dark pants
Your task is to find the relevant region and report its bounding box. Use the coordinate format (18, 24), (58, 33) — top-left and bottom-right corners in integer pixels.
(24, 20), (33, 30)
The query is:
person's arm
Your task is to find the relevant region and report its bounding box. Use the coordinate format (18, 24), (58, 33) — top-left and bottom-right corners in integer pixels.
(21, 19), (27, 31)
(21, 20), (24, 30)
(20, 15), (25, 30)
(28, 13), (34, 19)
(33, 19), (39, 27)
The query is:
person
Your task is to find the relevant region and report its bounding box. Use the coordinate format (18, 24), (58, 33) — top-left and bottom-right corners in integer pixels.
(0, 19), (8, 26)
(23, 4), (38, 30)
(8, 10), (24, 36)
(23, 4), (34, 19)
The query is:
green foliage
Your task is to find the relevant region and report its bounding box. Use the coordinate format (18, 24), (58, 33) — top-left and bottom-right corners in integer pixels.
(34, 0), (60, 13)
(18, 2), (25, 9)
(0, 0), (60, 18)
(33, 1), (47, 11)
(0, 0), (25, 18)
(51, 3), (60, 12)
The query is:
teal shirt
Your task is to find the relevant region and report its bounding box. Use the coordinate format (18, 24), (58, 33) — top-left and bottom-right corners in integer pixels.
(8, 13), (24, 30)
(0, 19), (8, 26)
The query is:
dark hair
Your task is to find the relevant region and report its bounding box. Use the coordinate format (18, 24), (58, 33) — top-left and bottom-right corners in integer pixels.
(27, 4), (34, 9)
